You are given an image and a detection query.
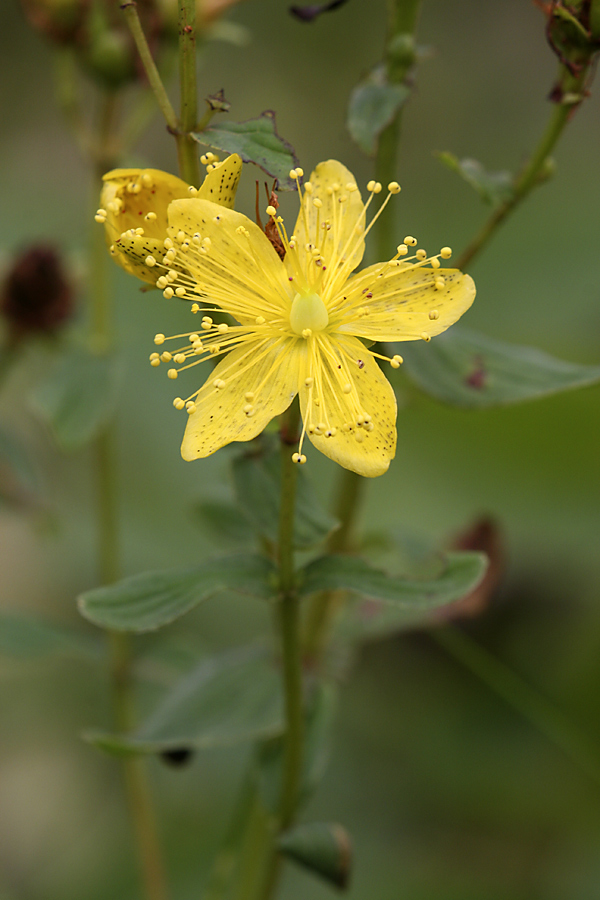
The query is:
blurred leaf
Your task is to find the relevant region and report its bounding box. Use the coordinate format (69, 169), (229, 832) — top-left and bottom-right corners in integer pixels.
(84, 644), (283, 755)
(399, 327), (600, 408)
(336, 598), (437, 643)
(258, 681), (338, 811)
(278, 822), (352, 890)
(194, 112), (298, 190)
(437, 152), (513, 206)
(299, 552), (487, 608)
(0, 612), (99, 660)
(78, 554), (276, 633)
(290, 0), (349, 22)
(0, 424), (40, 510)
(233, 440), (339, 550)
(30, 345), (122, 451)
(192, 499), (254, 545)
(347, 68), (410, 155)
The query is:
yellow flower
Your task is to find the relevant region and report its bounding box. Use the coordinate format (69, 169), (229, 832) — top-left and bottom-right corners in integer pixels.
(95, 154), (242, 285)
(149, 160), (475, 477)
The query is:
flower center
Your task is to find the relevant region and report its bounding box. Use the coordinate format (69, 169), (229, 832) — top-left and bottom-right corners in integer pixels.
(289, 291), (329, 336)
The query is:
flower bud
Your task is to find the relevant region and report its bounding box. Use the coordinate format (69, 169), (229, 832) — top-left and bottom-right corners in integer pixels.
(0, 245), (74, 344)
(19, 0), (86, 44)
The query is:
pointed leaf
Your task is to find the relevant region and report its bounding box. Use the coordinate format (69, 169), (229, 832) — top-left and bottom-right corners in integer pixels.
(299, 552), (487, 609)
(84, 644), (283, 755)
(0, 612), (99, 660)
(399, 327), (600, 408)
(78, 554), (277, 632)
(233, 441), (339, 550)
(30, 346), (122, 450)
(437, 152), (513, 206)
(348, 68), (410, 155)
(193, 112), (298, 190)
(279, 822), (352, 890)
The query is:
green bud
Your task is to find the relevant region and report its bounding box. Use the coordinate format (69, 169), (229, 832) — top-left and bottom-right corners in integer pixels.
(82, 27), (136, 89)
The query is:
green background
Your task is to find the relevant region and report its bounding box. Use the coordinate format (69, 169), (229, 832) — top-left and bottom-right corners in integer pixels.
(1, 0), (600, 897)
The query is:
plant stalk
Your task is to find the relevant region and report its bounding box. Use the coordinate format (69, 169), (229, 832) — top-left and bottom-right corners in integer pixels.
(177, 0), (202, 186)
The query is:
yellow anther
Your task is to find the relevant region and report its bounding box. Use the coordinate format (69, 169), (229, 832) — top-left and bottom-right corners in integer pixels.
(154, 333), (166, 345)
(245, 392), (255, 402)
(163, 287), (174, 299)
(301, 328), (312, 339)
(206, 164), (215, 173)
(202, 316), (213, 324)
(135, 227), (144, 236)
(304, 377), (314, 387)
(421, 332), (431, 342)
(141, 173), (153, 187)
(355, 432), (365, 443)
(191, 303), (200, 313)
(95, 208), (106, 217)
(440, 246), (452, 259)
(201, 321), (212, 331)
(292, 453), (301, 463)
(217, 323), (229, 334)
(346, 183), (357, 192)
(367, 180), (376, 192)
(396, 244), (408, 256)
(255, 316), (266, 325)
(429, 309), (440, 320)
(165, 249), (176, 262)
(266, 205), (277, 217)
(393, 354), (404, 365)
(161, 351), (172, 362)
(416, 249), (427, 260)
(173, 398), (185, 410)
(189, 333), (199, 343)
(156, 276), (168, 289)
(94, 214), (106, 223)
(174, 354), (186, 364)
(313, 198), (323, 209)
(435, 277), (446, 290)
(295, 167), (304, 178)
(175, 231), (185, 243)
(150, 358), (160, 367)
(164, 238), (174, 250)
(304, 182), (314, 194)
(175, 287), (186, 298)
(325, 427), (337, 438)
(342, 383), (352, 394)
(186, 403), (197, 415)
(149, 352), (160, 361)
(193, 233), (201, 243)
(167, 368), (178, 379)
(387, 181), (401, 193)
(145, 212), (157, 222)
(188, 186), (198, 196)
(245, 406), (255, 417)
(145, 255), (156, 267)
(431, 257), (441, 269)
(213, 378), (226, 390)
(243, 403), (254, 414)
(404, 235), (417, 246)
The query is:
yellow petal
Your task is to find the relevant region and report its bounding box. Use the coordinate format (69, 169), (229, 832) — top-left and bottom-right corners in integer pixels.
(167, 199), (292, 322)
(101, 168), (190, 284)
(290, 160), (365, 296)
(335, 266), (476, 342)
(197, 154), (242, 208)
(181, 337), (300, 459)
(299, 335), (396, 477)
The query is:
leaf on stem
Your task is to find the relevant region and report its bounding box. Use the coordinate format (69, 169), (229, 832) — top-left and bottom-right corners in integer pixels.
(30, 345), (122, 451)
(437, 152), (514, 206)
(78, 554), (277, 632)
(278, 821), (352, 890)
(191, 499), (254, 546)
(193, 111), (299, 190)
(84, 644), (283, 755)
(298, 552), (487, 608)
(347, 66), (410, 155)
(398, 327), (600, 408)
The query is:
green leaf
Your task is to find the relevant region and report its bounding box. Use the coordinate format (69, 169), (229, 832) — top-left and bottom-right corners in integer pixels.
(399, 327), (600, 409)
(194, 112), (298, 190)
(278, 822), (352, 890)
(298, 552), (487, 609)
(84, 644), (283, 755)
(30, 345), (122, 451)
(336, 598), (438, 643)
(0, 425), (40, 510)
(437, 152), (513, 206)
(0, 612), (99, 660)
(78, 554), (276, 633)
(347, 67), (410, 155)
(192, 499), (254, 545)
(232, 440), (339, 550)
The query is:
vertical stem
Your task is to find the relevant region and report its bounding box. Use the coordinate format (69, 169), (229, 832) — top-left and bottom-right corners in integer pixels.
(374, 0), (422, 259)
(178, 0), (201, 186)
(90, 95), (170, 900)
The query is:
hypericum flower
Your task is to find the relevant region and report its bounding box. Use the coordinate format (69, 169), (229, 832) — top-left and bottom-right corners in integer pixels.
(96, 153), (242, 285)
(146, 160), (475, 477)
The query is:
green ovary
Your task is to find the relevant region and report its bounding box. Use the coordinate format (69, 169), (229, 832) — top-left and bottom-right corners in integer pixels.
(289, 291), (329, 335)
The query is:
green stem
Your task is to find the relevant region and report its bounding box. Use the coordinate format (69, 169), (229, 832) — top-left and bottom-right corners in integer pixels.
(455, 63), (589, 271)
(177, 0), (201, 186)
(89, 96), (170, 900)
(374, 0), (422, 259)
(121, 1), (179, 133)
(432, 626), (600, 790)
(53, 48), (91, 157)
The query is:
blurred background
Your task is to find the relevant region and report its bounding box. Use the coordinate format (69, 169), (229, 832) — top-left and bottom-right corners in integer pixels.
(1, 0), (600, 897)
